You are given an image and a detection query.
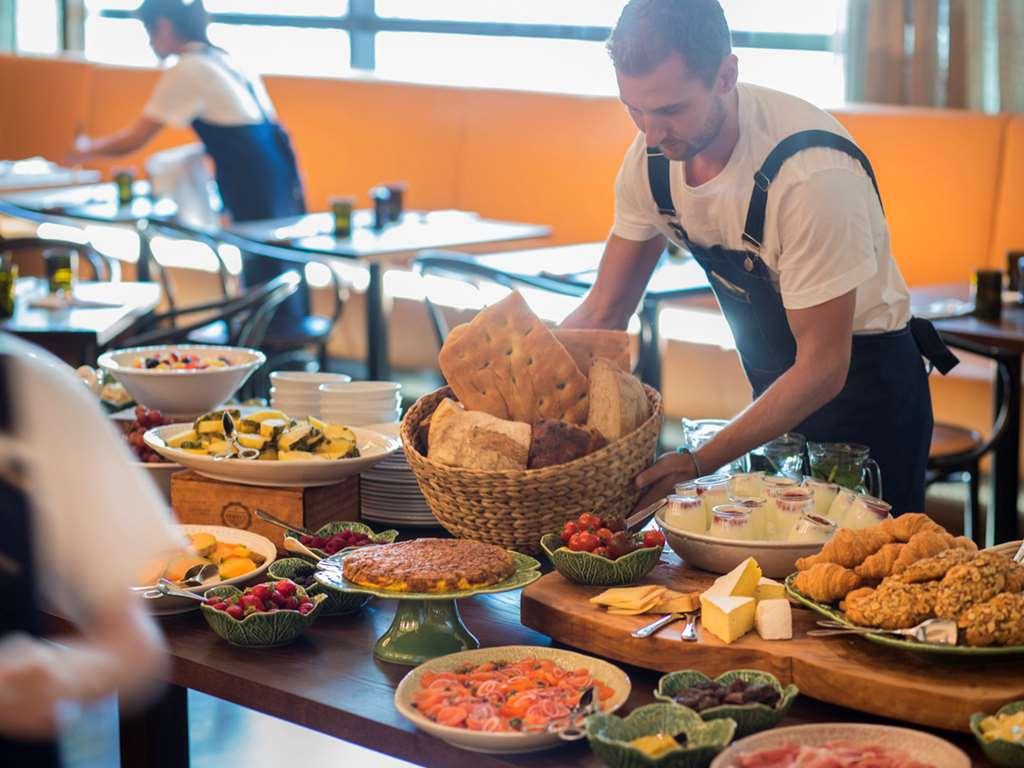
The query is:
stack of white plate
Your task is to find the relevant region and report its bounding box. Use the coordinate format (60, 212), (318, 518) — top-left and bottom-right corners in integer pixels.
(269, 371), (352, 419)
(359, 431), (437, 528)
(318, 381), (402, 426)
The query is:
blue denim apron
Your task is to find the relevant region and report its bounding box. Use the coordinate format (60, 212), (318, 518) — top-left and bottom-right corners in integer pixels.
(191, 49), (308, 323)
(647, 130), (958, 514)
(0, 354), (62, 767)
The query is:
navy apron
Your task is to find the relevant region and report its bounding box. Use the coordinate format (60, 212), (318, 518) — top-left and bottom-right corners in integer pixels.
(0, 353), (62, 768)
(647, 130), (958, 514)
(191, 48), (308, 325)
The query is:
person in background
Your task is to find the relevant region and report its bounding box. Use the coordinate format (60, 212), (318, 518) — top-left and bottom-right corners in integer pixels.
(67, 0), (307, 324)
(562, 0), (957, 514)
(0, 333), (182, 766)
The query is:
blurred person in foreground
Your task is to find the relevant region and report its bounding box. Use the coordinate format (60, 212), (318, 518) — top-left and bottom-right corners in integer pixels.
(0, 333), (182, 766)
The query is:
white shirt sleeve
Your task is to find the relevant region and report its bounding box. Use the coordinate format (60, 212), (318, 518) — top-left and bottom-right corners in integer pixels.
(611, 139), (663, 243)
(7, 343), (183, 624)
(143, 59), (206, 129)
(775, 168), (878, 310)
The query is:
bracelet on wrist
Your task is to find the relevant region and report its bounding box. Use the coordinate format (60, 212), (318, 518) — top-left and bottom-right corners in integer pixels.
(676, 446), (703, 478)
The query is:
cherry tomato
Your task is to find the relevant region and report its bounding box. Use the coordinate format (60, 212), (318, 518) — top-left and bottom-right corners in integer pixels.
(596, 527), (614, 544)
(642, 530), (666, 548)
(560, 521), (579, 544)
(576, 531), (600, 552)
(576, 513), (601, 531)
(567, 532), (588, 552)
(593, 546), (610, 559)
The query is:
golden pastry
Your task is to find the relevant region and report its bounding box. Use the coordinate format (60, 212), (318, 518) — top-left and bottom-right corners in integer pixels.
(844, 579), (939, 630)
(934, 557), (1006, 620)
(793, 562), (862, 603)
(795, 527), (893, 571)
(854, 543), (905, 580)
(893, 547), (976, 584)
(958, 592), (1024, 646)
(891, 530), (953, 574)
(878, 513), (945, 543)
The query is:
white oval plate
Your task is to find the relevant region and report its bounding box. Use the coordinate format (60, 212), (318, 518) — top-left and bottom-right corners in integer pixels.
(655, 508), (823, 579)
(394, 645), (631, 754)
(134, 523), (277, 615)
(144, 424), (401, 487)
(710, 723), (969, 768)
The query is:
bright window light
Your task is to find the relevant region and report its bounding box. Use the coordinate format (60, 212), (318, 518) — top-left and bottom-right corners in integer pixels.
(36, 223), (89, 245)
(150, 236), (221, 273)
(303, 261), (333, 288)
(83, 225), (141, 263)
(217, 244), (243, 275)
(15, 0), (60, 54)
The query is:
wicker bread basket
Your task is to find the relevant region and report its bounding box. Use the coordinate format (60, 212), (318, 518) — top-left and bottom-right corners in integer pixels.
(400, 385), (663, 552)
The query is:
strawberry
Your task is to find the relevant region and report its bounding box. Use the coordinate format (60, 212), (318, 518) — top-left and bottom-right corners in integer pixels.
(275, 580), (297, 598)
(225, 604), (244, 620)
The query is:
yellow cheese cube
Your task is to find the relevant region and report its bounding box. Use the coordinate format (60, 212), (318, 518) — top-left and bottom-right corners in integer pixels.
(700, 594), (755, 644)
(755, 577), (786, 602)
(703, 557), (762, 600)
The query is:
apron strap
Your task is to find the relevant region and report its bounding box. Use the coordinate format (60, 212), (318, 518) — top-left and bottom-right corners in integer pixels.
(200, 45), (271, 124)
(742, 129), (884, 251)
(646, 148), (692, 243)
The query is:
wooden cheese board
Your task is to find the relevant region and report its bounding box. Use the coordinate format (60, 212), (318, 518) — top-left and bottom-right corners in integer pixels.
(520, 553), (1024, 733)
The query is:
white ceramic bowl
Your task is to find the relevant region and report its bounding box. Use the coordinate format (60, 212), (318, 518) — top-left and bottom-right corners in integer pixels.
(269, 371), (352, 389)
(655, 508), (823, 579)
(98, 344), (265, 417)
(321, 411), (401, 427)
(394, 645), (631, 754)
(710, 723), (969, 768)
(144, 423), (401, 487)
(320, 391), (402, 404)
(134, 523), (277, 615)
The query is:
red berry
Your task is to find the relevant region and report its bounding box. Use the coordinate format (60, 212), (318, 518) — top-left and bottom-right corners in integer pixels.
(299, 602), (314, 615)
(275, 580), (297, 598)
(251, 584), (271, 601)
(203, 597), (220, 605)
(213, 602), (228, 611)
(226, 604), (244, 620)
(284, 596), (299, 611)
(596, 527), (614, 544)
(270, 591), (287, 607)
(241, 595), (264, 612)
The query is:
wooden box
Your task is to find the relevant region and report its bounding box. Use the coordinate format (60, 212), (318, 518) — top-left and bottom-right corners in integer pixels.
(169, 470), (360, 550)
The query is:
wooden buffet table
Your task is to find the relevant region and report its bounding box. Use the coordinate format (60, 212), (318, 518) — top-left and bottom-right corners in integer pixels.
(116, 577), (991, 768)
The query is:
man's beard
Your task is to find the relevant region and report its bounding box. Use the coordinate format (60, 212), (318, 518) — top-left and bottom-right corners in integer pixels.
(663, 96), (727, 161)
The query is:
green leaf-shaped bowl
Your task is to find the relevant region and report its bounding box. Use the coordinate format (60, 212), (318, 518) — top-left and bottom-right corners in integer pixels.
(654, 669), (797, 739)
(267, 557), (371, 615)
(539, 533), (662, 586)
(970, 701), (1024, 768)
(285, 521), (399, 561)
(200, 582), (326, 647)
(587, 702), (736, 768)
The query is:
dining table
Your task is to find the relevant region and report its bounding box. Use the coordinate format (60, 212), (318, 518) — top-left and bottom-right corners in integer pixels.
(0, 159), (100, 193)
(100, 572), (989, 768)
(910, 284), (1024, 545)
(0, 278), (162, 366)
(228, 209), (552, 380)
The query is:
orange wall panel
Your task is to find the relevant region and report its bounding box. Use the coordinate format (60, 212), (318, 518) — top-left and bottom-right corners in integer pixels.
(989, 116), (1024, 268)
(834, 108), (1008, 286)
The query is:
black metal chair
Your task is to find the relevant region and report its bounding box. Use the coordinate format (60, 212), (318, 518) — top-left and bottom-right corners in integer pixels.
(139, 220), (347, 374)
(0, 236), (117, 282)
(926, 334), (1015, 545)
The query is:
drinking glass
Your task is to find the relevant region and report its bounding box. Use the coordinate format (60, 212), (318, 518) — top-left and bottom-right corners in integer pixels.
(749, 432), (805, 479)
(43, 248), (77, 295)
(0, 258), (17, 319)
(807, 442), (882, 498)
(681, 417), (747, 474)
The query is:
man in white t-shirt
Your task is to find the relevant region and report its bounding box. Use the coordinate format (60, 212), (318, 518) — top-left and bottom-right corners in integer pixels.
(564, 0), (957, 515)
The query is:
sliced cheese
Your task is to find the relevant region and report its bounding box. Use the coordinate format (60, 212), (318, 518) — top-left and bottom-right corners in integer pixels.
(702, 557), (762, 600)
(652, 591), (700, 614)
(700, 594), (755, 644)
(590, 585), (666, 609)
(755, 577), (786, 603)
(755, 598), (793, 640)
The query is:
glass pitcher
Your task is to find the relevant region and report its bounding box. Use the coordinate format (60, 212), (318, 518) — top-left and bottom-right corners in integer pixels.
(680, 418), (747, 474)
(748, 432), (806, 480)
(807, 442), (882, 498)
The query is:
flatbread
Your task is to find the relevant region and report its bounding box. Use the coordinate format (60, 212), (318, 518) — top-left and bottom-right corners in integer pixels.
(552, 328), (631, 375)
(438, 292), (590, 424)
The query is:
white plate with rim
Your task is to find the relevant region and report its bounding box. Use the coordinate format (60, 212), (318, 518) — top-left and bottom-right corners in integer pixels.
(710, 723), (969, 767)
(394, 645), (631, 754)
(144, 423), (401, 487)
(655, 507), (824, 579)
(134, 523), (277, 615)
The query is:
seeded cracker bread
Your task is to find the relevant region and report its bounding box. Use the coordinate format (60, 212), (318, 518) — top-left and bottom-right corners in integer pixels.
(438, 291), (590, 424)
(551, 328), (631, 375)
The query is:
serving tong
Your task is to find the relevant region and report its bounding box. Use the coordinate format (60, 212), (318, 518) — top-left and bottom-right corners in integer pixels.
(212, 412), (260, 461)
(808, 618), (958, 645)
(141, 576), (214, 602)
(524, 686), (597, 741)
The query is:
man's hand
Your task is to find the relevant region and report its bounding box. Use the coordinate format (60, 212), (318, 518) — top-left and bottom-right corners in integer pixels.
(0, 634), (75, 740)
(633, 450), (700, 511)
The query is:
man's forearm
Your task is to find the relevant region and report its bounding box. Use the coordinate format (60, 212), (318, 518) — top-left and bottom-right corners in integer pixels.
(696, 359), (846, 475)
(563, 234), (664, 329)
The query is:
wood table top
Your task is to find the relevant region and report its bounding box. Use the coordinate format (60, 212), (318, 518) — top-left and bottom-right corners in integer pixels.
(228, 209), (551, 263)
(911, 283), (1024, 353)
(1, 278), (161, 346)
(149, 586), (988, 767)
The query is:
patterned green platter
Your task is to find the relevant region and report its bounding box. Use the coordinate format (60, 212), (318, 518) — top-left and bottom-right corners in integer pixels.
(315, 550), (541, 665)
(539, 533), (661, 586)
(784, 573), (1024, 656)
(654, 669), (797, 739)
(284, 521), (399, 561)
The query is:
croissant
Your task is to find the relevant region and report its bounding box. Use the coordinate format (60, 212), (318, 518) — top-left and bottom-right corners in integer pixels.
(793, 562), (863, 603)
(952, 535), (979, 553)
(795, 527), (893, 571)
(854, 542), (905, 580)
(878, 513), (944, 542)
(891, 530), (953, 574)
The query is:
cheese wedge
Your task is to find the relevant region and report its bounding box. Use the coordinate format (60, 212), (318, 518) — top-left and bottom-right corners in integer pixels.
(755, 599), (793, 640)
(702, 557), (762, 600)
(590, 585), (666, 609)
(700, 594), (755, 644)
(755, 577), (786, 602)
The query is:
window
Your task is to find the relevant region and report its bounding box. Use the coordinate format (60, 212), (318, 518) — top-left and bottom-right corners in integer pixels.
(82, 1), (847, 105)
(15, 0), (60, 55)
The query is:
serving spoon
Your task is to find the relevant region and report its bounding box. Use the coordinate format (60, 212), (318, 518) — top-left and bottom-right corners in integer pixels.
(808, 618), (958, 645)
